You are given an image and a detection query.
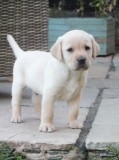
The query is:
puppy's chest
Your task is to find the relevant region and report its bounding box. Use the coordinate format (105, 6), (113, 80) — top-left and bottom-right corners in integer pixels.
(57, 79), (83, 101)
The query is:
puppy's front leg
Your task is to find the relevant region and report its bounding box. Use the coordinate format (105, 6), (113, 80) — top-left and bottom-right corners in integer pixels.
(39, 96), (55, 132)
(68, 95), (83, 129)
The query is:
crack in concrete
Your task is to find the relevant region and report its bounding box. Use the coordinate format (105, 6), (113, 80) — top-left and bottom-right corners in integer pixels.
(7, 133), (20, 141)
(75, 89), (104, 159)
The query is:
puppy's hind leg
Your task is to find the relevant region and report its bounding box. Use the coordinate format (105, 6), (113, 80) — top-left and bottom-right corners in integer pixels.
(11, 79), (24, 123)
(32, 92), (41, 119)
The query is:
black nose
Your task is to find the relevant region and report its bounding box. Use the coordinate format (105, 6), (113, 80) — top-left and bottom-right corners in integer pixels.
(77, 57), (86, 65)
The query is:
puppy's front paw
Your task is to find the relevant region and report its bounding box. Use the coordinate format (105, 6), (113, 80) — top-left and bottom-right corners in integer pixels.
(11, 116), (24, 123)
(69, 120), (83, 129)
(39, 123), (55, 132)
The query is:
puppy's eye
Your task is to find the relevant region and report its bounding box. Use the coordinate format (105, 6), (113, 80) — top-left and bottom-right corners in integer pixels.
(67, 48), (73, 52)
(85, 46), (90, 50)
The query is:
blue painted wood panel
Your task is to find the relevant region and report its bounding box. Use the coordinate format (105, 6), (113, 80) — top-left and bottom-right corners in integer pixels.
(48, 17), (115, 55)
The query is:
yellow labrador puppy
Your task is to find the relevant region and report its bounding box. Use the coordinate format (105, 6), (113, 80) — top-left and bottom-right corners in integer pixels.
(7, 30), (99, 132)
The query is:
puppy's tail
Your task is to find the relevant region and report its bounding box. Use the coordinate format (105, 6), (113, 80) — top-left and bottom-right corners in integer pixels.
(7, 34), (23, 58)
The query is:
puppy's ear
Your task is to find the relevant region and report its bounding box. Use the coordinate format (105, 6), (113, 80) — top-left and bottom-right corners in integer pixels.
(50, 37), (63, 61)
(90, 35), (100, 59)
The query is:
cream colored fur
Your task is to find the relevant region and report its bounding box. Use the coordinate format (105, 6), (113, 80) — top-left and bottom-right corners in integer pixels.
(7, 30), (99, 132)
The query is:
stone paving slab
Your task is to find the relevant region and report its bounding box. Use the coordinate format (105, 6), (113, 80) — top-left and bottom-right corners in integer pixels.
(0, 93), (89, 148)
(80, 88), (99, 108)
(0, 81), (32, 98)
(93, 56), (112, 66)
(0, 82), (11, 96)
(113, 53), (119, 66)
(87, 79), (119, 89)
(102, 89), (119, 98)
(86, 98), (119, 150)
(109, 70), (119, 79)
(88, 66), (109, 79)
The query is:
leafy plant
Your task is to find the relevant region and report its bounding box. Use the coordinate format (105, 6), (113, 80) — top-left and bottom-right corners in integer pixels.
(49, 0), (117, 17)
(88, 145), (119, 160)
(76, 0), (85, 17)
(89, 0), (117, 17)
(49, 0), (85, 17)
(0, 143), (26, 160)
(105, 145), (119, 160)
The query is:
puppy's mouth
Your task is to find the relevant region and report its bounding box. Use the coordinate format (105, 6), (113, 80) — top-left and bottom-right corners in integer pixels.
(74, 58), (89, 71)
(74, 65), (89, 71)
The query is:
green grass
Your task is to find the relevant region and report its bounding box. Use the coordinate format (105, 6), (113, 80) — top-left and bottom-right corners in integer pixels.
(88, 145), (119, 160)
(0, 143), (26, 160)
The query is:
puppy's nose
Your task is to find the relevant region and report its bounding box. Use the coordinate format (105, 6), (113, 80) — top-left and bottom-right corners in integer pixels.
(77, 57), (86, 65)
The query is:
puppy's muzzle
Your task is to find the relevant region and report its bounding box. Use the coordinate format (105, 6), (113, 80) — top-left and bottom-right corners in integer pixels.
(78, 57), (86, 65)
(76, 57), (88, 70)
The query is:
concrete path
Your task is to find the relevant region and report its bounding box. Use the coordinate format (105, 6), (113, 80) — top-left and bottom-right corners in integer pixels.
(86, 53), (119, 151)
(0, 53), (119, 159)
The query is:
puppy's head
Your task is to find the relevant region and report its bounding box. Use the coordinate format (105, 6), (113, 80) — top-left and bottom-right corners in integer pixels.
(50, 30), (99, 71)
